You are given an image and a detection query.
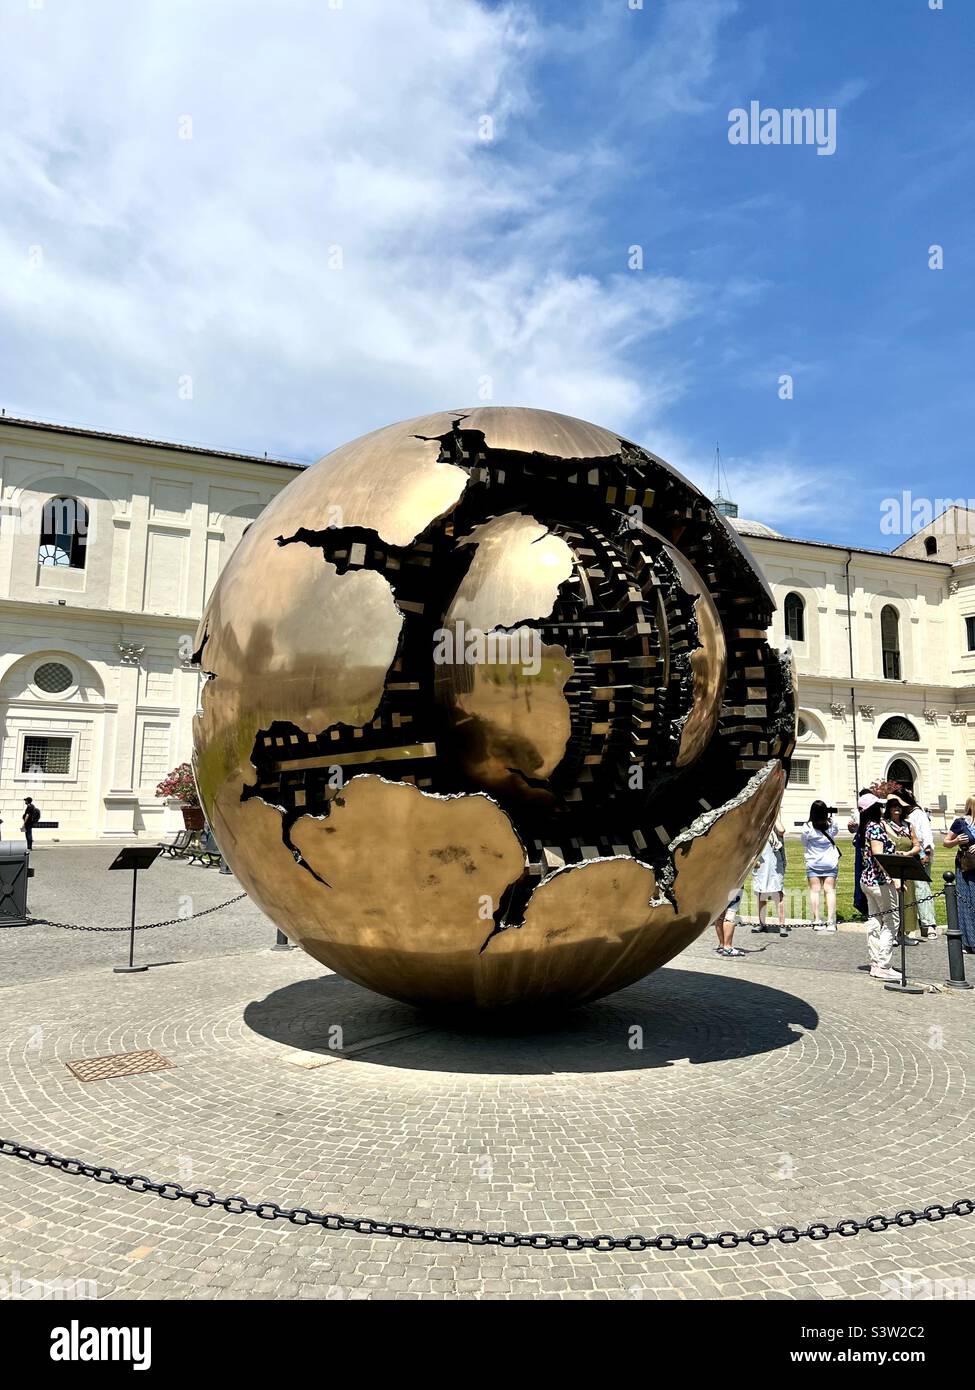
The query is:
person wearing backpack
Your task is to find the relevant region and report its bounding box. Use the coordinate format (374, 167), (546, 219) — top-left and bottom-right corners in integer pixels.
(21, 797), (41, 850)
(801, 799), (840, 931)
(944, 797), (975, 952)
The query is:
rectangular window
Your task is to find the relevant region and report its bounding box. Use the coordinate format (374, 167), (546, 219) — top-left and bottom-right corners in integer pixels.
(785, 606), (804, 642)
(967, 616), (975, 652)
(882, 650), (901, 680)
(791, 759), (810, 786)
(21, 735), (72, 775)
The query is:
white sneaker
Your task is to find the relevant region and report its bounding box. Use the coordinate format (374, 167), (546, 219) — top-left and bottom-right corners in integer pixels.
(823, 923), (837, 933)
(812, 923), (829, 931)
(870, 966), (901, 981)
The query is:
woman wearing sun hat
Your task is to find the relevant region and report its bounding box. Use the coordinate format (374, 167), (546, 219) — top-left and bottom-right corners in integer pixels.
(881, 792), (923, 944)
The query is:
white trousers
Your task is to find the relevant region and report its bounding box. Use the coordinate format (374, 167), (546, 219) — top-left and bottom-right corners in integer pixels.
(863, 881), (898, 969)
(914, 875), (937, 930)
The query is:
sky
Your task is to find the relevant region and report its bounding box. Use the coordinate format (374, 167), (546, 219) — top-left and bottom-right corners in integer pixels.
(1, 0), (972, 548)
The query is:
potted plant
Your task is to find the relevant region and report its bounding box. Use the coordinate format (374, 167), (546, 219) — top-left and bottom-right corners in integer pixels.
(155, 762), (205, 830)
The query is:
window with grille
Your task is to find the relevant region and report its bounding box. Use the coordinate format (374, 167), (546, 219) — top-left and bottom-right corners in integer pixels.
(38, 496), (88, 569)
(881, 604), (901, 679)
(878, 716), (919, 742)
(791, 759), (810, 786)
(33, 661), (73, 694)
(784, 591), (805, 642)
(966, 616), (975, 652)
(21, 735), (72, 775)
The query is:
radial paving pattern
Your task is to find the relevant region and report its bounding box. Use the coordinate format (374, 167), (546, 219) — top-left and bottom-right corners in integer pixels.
(1, 944), (973, 1300)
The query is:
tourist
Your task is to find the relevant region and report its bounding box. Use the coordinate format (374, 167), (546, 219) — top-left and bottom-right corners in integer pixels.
(944, 798), (975, 953)
(858, 794), (900, 982)
(883, 794), (923, 943)
(21, 797), (40, 851)
(801, 800), (840, 931)
(900, 788), (938, 940)
(751, 816), (787, 936)
(714, 885), (746, 958)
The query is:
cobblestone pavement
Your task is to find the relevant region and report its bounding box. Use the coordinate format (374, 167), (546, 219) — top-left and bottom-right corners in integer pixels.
(2, 846), (274, 985)
(1, 857), (973, 1299)
(7, 847), (967, 991)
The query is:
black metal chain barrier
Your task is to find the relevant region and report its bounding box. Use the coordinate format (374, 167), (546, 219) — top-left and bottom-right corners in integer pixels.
(27, 893), (248, 933)
(872, 885), (946, 918)
(847, 885), (945, 929)
(1, 1138), (971, 1252)
(784, 887), (947, 930)
(30, 887), (942, 936)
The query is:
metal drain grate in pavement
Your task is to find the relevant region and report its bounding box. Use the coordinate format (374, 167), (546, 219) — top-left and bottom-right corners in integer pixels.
(66, 1050), (174, 1083)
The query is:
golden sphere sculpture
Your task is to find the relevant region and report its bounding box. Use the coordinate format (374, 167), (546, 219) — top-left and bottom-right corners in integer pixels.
(192, 408), (795, 1009)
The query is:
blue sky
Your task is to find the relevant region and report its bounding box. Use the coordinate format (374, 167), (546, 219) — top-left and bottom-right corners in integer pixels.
(1, 0), (971, 547)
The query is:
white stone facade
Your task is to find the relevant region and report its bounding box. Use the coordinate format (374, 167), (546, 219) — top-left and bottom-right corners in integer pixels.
(0, 418), (296, 839)
(735, 517), (975, 827)
(1, 416), (972, 838)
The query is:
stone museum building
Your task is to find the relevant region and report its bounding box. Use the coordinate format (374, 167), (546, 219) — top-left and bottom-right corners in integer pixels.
(0, 415), (299, 840)
(1, 413), (973, 838)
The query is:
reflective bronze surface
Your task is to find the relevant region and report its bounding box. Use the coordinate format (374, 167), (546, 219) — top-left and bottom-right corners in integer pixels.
(193, 407), (795, 1008)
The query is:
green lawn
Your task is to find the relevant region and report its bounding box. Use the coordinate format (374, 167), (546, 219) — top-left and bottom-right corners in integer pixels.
(740, 843), (957, 925)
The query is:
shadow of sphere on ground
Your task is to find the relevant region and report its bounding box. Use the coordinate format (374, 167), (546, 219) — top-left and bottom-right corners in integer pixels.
(243, 966), (819, 1076)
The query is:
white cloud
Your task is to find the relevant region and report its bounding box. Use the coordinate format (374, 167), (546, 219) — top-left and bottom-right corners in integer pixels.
(0, 0), (701, 461)
(692, 446), (833, 532)
(631, 419), (831, 534)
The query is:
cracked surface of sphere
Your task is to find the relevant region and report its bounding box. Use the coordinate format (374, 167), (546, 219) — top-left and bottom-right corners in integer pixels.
(192, 407), (796, 1009)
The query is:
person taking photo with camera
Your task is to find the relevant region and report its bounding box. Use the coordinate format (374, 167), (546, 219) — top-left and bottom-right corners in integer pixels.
(800, 800), (840, 931)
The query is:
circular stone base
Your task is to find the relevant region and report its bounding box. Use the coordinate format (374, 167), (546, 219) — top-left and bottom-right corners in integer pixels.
(2, 946), (973, 1300)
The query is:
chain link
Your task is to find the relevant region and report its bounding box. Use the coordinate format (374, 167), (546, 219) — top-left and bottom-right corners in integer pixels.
(1, 1138), (971, 1252)
(854, 886), (946, 928)
(28, 893), (248, 933)
(31, 888), (944, 935)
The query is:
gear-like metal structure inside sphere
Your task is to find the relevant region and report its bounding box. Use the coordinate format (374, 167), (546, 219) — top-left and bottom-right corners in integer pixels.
(192, 408), (796, 1009)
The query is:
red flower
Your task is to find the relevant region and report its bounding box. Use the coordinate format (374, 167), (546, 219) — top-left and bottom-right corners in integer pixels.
(155, 762), (201, 806)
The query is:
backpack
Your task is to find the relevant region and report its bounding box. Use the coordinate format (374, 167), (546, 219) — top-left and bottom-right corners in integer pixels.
(958, 818), (975, 874)
(26, 804), (41, 827)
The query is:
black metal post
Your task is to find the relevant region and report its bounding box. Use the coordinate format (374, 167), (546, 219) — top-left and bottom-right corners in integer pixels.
(130, 867), (137, 967)
(114, 865), (148, 973)
(943, 871), (973, 991)
(884, 879), (923, 995)
(273, 928), (291, 952)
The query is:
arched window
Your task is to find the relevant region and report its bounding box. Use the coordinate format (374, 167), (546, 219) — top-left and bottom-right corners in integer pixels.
(38, 496), (88, 569)
(878, 716), (919, 742)
(887, 758), (916, 793)
(784, 591), (805, 642)
(924, 536), (938, 556)
(881, 604), (901, 679)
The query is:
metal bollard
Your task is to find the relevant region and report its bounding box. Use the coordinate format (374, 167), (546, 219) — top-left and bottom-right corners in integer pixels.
(942, 872), (973, 991)
(273, 928), (291, 952)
